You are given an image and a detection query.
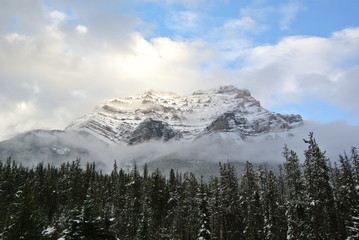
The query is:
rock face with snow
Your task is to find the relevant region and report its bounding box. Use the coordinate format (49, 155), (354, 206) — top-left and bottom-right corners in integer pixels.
(129, 118), (180, 144)
(0, 86), (304, 173)
(66, 85), (303, 144)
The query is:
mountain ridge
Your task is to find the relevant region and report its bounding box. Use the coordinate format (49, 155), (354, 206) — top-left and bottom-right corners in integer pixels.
(0, 85), (304, 172)
(65, 85), (303, 144)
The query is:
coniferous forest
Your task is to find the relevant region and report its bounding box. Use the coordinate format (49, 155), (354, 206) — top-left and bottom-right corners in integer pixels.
(0, 133), (358, 240)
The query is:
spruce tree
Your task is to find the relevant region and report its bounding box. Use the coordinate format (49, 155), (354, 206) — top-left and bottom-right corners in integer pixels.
(283, 146), (306, 240)
(3, 180), (44, 240)
(148, 168), (169, 239)
(62, 189), (116, 240)
(181, 172), (200, 240)
(240, 161), (264, 240)
(262, 170), (283, 240)
(303, 133), (338, 239)
(346, 148), (359, 240)
(165, 169), (182, 239)
(137, 197), (151, 240)
(197, 177), (211, 240)
(207, 175), (221, 239)
(126, 162), (143, 238)
(218, 163), (241, 239)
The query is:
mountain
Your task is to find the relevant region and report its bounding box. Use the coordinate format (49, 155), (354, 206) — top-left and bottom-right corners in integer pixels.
(66, 85), (302, 144)
(0, 86), (303, 174)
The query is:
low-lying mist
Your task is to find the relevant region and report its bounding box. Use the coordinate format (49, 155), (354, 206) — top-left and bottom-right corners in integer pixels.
(0, 120), (358, 174)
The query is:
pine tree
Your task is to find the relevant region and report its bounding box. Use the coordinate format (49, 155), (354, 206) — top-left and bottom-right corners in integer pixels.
(181, 172), (200, 240)
(332, 153), (356, 238)
(165, 169), (182, 239)
(346, 147), (359, 240)
(262, 170), (283, 240)
(283, 146), (306, 240)
(3, 180), (44, 240)
(207, 175), (221, 239)
(197, 177), (211, 240)
(351, 147), (359, 185)
(218, 163), (241, 239)
(137, 197), (151, 240)
(126, 162), (143, 238)
(148, 168), (169, 239)
(62, 189), (116, 240)
(303, 133), (339, 239)
(240, 161), (264, 240)
(0, 157), (19, 231)
(112, 168), (129, 239)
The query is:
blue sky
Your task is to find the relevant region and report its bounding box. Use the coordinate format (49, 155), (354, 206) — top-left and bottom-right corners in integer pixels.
(0, 0), (358, 140)
(138, 0), (359, 43)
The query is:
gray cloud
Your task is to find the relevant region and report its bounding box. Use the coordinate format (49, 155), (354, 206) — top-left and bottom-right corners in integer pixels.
(2, 120), (357, 174)
(0, 0), (358, 142)
(0, 0), (45, 34)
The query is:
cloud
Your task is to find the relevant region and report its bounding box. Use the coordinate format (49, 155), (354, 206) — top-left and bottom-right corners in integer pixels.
(75, 25), (88, 34)
(230, 27), (359, 111)
(0, 2), (217, 140)
(223, 16), (259, 34)
(49, 10), (67, 23)
(149, 0), (228, 10)
(279, 1), (304, 30)
(166, 11), (200, 33)
(0, 0), (45, 34)
(0, 0), (358, 142)
(2, 120), (357, 174)
(239, 0), (305, 32)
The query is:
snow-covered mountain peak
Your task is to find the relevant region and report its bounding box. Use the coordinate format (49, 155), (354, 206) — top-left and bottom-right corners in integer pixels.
(193, 85), (250, 96)
(66, 86), (303, 144)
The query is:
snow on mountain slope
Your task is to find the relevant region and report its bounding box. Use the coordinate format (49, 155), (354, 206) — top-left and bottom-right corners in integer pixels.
(66, 86), (303, 144)
(0, 86), (307, 173)
(0, 129), (110, 167)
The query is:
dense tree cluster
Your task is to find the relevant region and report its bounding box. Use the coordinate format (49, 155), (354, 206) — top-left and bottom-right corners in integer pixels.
(0, 133), (358, 240)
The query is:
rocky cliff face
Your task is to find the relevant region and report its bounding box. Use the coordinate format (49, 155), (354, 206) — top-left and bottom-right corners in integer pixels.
(129, 118), (180, 144)
(0, 86), (305, 172)
(66, 86), (303, 144)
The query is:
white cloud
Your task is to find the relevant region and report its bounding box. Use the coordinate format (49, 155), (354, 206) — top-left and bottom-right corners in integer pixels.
(5, 33), (28, 43)
(223, 16), (258, 33)
(76, 25), (88, 34)
(231, 27), (359, 112)
(0, 7), (216, 140)
(49, 10), (67, 24)
(279, 1), (304, 30)
(0, 0), (358, 142)
(166, 11), (200, 32)
(154, 0), (227, 9)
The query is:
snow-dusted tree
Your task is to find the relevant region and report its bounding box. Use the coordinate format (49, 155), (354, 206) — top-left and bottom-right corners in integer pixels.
(283, 146), (306, 240)
(61, 190), (116, 240)
(180, 172), (200, 239)
(126, 162), (143, 238)
(351, 147), (359, 185)
(218, 163), (241, 239)
(197, 176), (211, 240)
(137, 197), (151, 240)
(207, 175), (221, 239)
(345, 147), (359, 240)
(240, 161), (264, 240)
(112, 168), (129, 239)
(332, 152), (356, 238)
(148, 168), (169, 239)
(3, 180), (44, 240)
(303, 133), (338, 239)
(165, 169), (182, 239)
(0, 157), (15, 231)
(262, 170), (283, 240)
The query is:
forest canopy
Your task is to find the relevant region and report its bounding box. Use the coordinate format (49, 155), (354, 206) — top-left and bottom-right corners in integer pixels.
(0, 133), (358, 240)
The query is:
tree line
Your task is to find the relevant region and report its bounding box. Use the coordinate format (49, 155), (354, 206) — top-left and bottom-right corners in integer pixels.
(0, 133), (358, 240)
